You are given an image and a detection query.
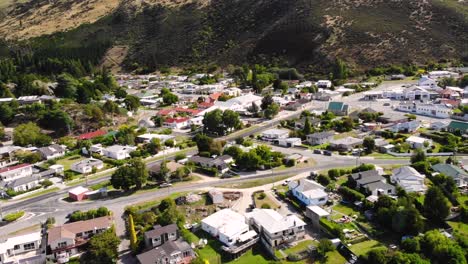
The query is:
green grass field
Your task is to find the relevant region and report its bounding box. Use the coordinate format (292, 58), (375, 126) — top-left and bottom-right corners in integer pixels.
(56, 155), (85, 170)
(217, 175), (292, 189)
(350, 240), (386, 256)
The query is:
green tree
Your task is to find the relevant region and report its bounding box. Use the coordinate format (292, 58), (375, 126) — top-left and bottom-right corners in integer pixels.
(13, 122), (51, 147)
(129, 158), (148, 189)
(124, 95), (140, 111)
(40, 109), (74, 136)
(162, 92), (179, 105)
(264, 103), (280, 119)
(424, 186), (450, 222)
(55, 73), (79, 99)
(261, 94), (274, 110)
(110, 166), (135, 191)
(411, 148), (426, 164)
(332, 59), (348, 81)
(80, 228), (120, 264)
(303, 117), (313, 135)
(363, 137), (375, 154)
(222, 110), (241, 132)
(0, 103), (15, 125)
(317, 239), (334, 257)
(128, 214), (138, 252)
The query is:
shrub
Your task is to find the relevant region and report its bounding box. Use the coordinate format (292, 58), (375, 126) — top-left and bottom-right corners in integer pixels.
(258, 192), (266, 199)
(261, 204), (271, 209)
(3, 211), (25, 222)
(174, 153), (186, 161)
(338, 186), (365, 202)
(40, 179), (53, 188)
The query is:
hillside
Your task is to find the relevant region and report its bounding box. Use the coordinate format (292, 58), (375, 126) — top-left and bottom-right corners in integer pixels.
(0, 0), (467, 73)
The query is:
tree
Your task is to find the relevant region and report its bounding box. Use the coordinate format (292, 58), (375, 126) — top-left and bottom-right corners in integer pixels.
(264, 103), (280, 119)
(128, 214), (138, 252)
(110, 166), (135, 191)
(129, 158), (148, 189)
(0, 125), (4, 139)
(40, 110), (74, 136)
(303, 117), (313, 135)
(13, 122), (51, 147)
(222, 110), (241, 132)
(124, 95), (140, 111)
(114, 88), (127, 99)
(55, 73), (78, 99)
(162, 92), (179, 105)
(363, 137), (375, 154)
(424, 186), (450, 222)
(364, 248), (387, 264)
(317, 239), (334, 257)
(80, 228), (120, 264)
(173, 167), (190, 181)
(317, 174), (331, 186)
(0, 103), (15, 125)
(203, 109), (224, 135)
(332, 59), (348, 81)
(411, 148), (426, 164)
(401, 238), (420, 253)
(261, 94), (274, 110)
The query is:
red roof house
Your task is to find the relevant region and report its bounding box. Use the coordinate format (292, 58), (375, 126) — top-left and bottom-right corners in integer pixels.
(76, 130), (106, 140)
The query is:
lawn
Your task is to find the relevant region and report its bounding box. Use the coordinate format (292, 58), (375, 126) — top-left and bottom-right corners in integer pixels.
(332, 204), (360, 219)
(217, 175), (292, 189)
(323, 250), (347, 264)
(367, 153), (409, 160)
(349, 240), (385, 256)
(254, 192), (280, 209)
(447, 221), (468, 237)
(333, 132), (358, 140)
(19, 187), (60, 200)
(282, 240), (317, 256)
(226, 244), (275, 264)
(56, 155), (85, 170)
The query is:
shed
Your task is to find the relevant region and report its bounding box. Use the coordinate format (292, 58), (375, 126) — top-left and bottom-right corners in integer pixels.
(68, 186), (90, 201)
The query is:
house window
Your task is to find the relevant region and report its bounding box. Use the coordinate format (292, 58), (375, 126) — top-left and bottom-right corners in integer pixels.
(23, 243), (35, 250)
(14, 245), (20, 250)
(58, 242), (67, 248)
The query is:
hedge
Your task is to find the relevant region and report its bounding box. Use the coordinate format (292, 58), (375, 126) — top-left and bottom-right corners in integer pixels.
(3, 211), (25, 222)
(338, 186), (365, 202)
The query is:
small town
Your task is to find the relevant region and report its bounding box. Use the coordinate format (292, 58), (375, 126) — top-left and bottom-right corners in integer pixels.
(0, 66), (467, 264)
(0, 0), (467, 263)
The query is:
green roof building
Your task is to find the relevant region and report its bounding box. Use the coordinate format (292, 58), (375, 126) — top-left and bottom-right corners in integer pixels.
(447, 121), (468, 134)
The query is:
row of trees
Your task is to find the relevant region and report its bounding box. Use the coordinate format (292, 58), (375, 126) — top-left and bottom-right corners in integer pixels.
(202, 109), (242, 135)
(224, 144), (284, 171)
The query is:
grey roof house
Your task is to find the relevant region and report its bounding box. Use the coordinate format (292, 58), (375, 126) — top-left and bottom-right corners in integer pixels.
(350, 170), (395, 196)
(38, 144), (66, 160)
(306, 131), (335, 146)
(432, 163), (467, 188)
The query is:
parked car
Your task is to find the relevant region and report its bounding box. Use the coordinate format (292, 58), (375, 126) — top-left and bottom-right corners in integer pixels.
(313, 149), (322, 154)
(383, 102), (390, 106)
(159, 183), (173, 188)
(323, 150), (332, 156)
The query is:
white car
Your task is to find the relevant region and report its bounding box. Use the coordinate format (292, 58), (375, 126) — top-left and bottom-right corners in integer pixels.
(159, 183), (173, 188)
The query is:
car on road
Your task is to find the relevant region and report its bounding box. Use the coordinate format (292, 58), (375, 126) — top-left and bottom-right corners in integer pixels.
(159, 183), (173, 188)
(313, 149), (322, 154)
(383, 102), (390, 106)
(323, 150), (332, 156)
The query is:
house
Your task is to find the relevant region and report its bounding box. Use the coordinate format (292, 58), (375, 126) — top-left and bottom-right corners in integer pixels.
(201, 209), (256, 247)
(37, 144), (66, 160)
(391, 166), (427, 193)
(148, 161), (183, 177)
(428, 70), (459, 79)
(432, 163), (467, 188)
(136, 239), (194, 264)
(317, 80), (332, 88)
(261, 129), (290, 141)
(189, 155), (233, 174)
(349, 170), (395, 196)
(70, 158), (104, 174)
(103, 145), (137, 160)
(329, 137), (363, 151)
(374, 138), (390, 152)
(68, 186), (90, 201)
(0, 231), (45, 264)
(0, 175), (41, 193)
(76, 130), (107, 140)
(0, 146), (22, 169)
(208, 189), (224, 204)
(295, 117), (321, 130)
(418, 76), (438, 89)
(163, 117), (190, 129)
(288, 178), (328, 206)
(246, 209), (306, 254)
(430, 121), (449, 131)
(143, 224), (179, 248)
(305, 205), (330, 230)
(306, 131), (334, 146)
(0, 164), (33, 182)
(223, 94), (262, 112)
(277, 138), (302, 147)
(396, 102), (452, 118)
(327, 102), (349, 116)
(47, 216), (113, 263)
(405, 136), (431, 149)
(136, 134), (176, 144)
(447, 121), (468, 134)
(138, 118), (155, 128)
(389, 120), (421, 133)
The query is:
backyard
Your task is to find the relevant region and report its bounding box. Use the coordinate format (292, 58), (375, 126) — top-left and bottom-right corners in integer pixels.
(254, 191), (280, 210)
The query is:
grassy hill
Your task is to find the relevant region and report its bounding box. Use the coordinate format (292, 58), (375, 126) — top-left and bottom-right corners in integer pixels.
(0, 0), (467, 74)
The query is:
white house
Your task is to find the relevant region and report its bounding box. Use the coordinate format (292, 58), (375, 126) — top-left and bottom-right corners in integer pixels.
(246, 209), (306, 253)
(1, 175), (41, 193)
(288, 178), (328, 206)
(391, 166), (427, 193)
(317, 80), (332, 88)
(136, 134), (176, 144)
(163, 117), (190, 129)
(428, 71), (459, 79)
(397, 102), (452, 118)
(70, 158), (104, 174)
(37, 144), (66, 160)
(201, 209), (255, 247)
(103, 145), (137, 160)
(405, 136), (431, 149)
(216, 94), (262, 113)
(0, 231), (44, 264)
(224, 87), (242, 97)
(418, 76), (438, 89)
(261, 129), (290, 141)
(0, 164), (33, 182)
(430, 121), (449, 131)
(389, 120), (421, 133)
(277, 138), (302, 147)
